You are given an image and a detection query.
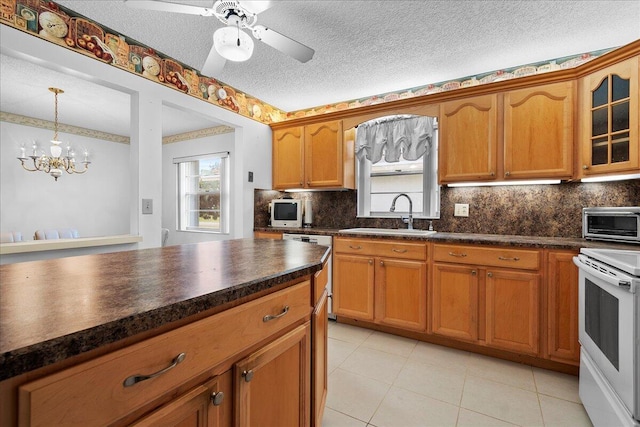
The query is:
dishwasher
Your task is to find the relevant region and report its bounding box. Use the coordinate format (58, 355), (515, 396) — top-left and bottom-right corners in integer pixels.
(282, 233), (335, 319)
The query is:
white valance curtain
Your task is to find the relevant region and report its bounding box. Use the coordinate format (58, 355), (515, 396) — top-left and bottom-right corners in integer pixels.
(355, 115), (435, 164)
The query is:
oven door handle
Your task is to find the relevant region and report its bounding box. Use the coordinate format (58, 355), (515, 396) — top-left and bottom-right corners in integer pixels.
(573, 257), (633, 292)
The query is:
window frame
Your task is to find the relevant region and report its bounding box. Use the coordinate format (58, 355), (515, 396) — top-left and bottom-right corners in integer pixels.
(174, 151), (230, 234)
(356, 120), (440, 219)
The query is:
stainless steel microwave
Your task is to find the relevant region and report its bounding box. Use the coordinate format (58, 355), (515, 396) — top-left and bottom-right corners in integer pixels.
(583, 207), (640, 244)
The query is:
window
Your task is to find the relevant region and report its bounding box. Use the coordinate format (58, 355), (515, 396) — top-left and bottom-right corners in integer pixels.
(175, 152), (229, 233)
(356, 116), (440, 219)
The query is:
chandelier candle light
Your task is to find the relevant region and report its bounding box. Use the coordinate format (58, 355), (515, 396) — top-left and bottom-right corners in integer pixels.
(17, 87), (90, 181)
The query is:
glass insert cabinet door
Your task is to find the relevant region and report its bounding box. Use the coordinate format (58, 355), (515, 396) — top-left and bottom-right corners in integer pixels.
(582, 56), (639, 174)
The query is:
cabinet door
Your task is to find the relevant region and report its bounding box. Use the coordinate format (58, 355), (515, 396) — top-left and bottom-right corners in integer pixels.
(504, 82), (574, 179)
(439, 94), (498, 183)
(253, 231), (282, 239)
(305, 120), (344, 188)
(431, 263), (479, 341)
(581, 56), (639, 175)
(333, 253), (375, 321)
(234, 324), (310, 427)
(486, 269), (540, 355)
(546, 251), (579, 365)
(273, 126), (304, 189)
(375, 258), (427, 332)
(132, 372), (232, 427)
(312, 291), (328, 427)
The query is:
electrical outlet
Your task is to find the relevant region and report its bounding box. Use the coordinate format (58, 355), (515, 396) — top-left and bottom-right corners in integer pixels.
(454, 203), (469, 217)
(142, 199), (153, 214)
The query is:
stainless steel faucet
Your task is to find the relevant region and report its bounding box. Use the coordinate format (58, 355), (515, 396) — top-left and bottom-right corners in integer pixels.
(390, 193), (413, 230)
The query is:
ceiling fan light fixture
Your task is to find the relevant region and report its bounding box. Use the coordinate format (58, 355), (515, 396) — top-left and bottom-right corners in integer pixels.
(213, 26), (254, 62)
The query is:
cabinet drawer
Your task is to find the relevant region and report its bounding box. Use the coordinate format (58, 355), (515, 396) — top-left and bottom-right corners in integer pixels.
(334, 238), (427, 261)
(433, 244), (540, 270)
(19, 282), (311, 427)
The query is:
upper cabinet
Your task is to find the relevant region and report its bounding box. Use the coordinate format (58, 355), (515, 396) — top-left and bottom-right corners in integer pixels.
(272, 120), (355, 190)
(439, 94), (498, 183)
(580, 56), (639, 176)
(439, 82), (575, 184)
(504, 82), (574, 180)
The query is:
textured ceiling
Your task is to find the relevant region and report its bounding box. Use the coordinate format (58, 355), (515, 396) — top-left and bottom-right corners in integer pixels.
(1, 1), (639, 137)
(54, 0), (640, 112)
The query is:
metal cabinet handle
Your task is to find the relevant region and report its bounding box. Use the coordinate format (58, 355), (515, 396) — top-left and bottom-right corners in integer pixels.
(349, 245), (362, 250)
(211, 391), (225, 406)
(380, 261), (384, 266)
(505, 171), (511, 177)
(392, 248), (407, 253)
(498, 256), (520, 261)
(123, 352), (186, 387)
(448, 252), (467, 257)
(368, 259), (373, 265)
(490, 171), (495, 176)
(307, 181), (311, 185)
(488, 272), (493, 277)
(263, 305), (289, 322)
(582, 165), (589, 170)
(471, 270), (477, 276)
(242, 370), (254, 382)
(299, 181), (303, 186)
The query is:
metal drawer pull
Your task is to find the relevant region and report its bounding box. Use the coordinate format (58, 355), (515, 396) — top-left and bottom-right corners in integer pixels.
(498, 256), (520, 261)
(211, 391), (225, 406)
(123, 352), (186, 387)
(242, 370), (254, 382)
(392, 248), (407, 253)
(263, 305), (289, 322)
(380, 261), (384, 266)
(349, 245), (362, 250)
(448, 252), (467, 257)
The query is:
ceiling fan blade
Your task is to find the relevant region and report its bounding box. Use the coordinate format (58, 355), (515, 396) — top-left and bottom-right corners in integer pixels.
(201, 44), (227, 76)
(123, 0), (215, 16)
(239, 1), (272, 14)
(252, 25), (314, 63)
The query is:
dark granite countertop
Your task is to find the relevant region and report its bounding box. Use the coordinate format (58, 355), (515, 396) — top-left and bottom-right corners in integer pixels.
(0, 239), (329, 381)
(255, 227), (637, 250)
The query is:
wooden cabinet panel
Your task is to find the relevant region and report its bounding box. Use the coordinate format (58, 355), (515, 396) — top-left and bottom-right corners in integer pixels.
(334, 237), (427, 261)
(431, 263), (479, 341)
(580, 56), (639, 176)
(305, 120), (343, 188)
(234, 323), (310, 427)
(132, 372), (232, 427)
(312, 291), (328, 427)
(253, 231), (283, 240)
(504, 81), (574, 179)
(333, 253), (375, 321)
(546, 251), (580, 365)
(273, 127), (305, 189)
(486, 269), (540, 355)
(375, 258), (427, 332)
(433, 244), (540, 270)
(439, 94), (498, 182)
(19, 282), (311, 427)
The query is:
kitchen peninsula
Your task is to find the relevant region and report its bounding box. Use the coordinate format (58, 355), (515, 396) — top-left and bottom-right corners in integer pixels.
(0, 238), (330, 426)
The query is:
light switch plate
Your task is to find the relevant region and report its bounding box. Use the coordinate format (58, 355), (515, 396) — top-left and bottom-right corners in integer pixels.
(454, 203), (469, 217)
(142, 199), (153, 214)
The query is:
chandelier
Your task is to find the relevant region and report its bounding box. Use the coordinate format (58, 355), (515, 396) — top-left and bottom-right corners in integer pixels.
(17, 87), (90, 181)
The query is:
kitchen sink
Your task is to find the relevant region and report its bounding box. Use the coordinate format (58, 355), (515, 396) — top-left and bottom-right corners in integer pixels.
(338, 228), (437, 237)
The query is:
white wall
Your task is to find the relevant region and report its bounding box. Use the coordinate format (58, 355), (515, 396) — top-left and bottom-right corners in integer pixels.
(1, 25), (273, 254)
(0, 121), (130, 239)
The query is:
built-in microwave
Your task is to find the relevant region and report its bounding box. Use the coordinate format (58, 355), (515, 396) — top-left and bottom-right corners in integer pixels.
(270, 199), (302, 228)
(582, 207), (640, 244)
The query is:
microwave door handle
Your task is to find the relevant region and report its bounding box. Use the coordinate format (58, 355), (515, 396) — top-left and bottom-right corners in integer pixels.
(574, 257), (633, 291)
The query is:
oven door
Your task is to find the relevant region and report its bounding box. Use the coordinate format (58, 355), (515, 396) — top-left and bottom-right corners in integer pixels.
(577, 261), (637, 419)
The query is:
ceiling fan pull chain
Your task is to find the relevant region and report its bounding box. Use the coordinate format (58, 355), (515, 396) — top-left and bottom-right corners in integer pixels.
(237, 21), (241, 46)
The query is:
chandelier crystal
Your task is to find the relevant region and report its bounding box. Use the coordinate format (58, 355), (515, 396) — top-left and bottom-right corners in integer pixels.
(17, 87), (90, 181)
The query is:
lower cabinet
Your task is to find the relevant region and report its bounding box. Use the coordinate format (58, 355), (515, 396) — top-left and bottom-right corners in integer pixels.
(333, 238), (428, 332)
(235, 323), (311, 427)
(133, 372), (232, 427)
(431, 263), (479, 341)
(16, 281), (321, 427)
(312, 290), (329, 427)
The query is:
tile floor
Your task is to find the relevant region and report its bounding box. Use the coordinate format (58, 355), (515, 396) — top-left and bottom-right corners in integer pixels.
(322, 321), (592, 427)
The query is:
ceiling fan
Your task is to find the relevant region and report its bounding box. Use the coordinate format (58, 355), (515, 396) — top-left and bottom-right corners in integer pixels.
(123, 0), (315, 76)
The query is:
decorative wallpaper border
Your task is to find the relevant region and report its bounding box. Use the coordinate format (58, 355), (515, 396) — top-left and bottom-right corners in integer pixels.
(0, 0), (615, 125)
(1, 111), (234, 145)
(0, 111), (129, 143)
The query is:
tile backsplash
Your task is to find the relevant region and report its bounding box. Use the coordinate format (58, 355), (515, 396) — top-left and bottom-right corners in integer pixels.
(254, 180), (639, 238)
